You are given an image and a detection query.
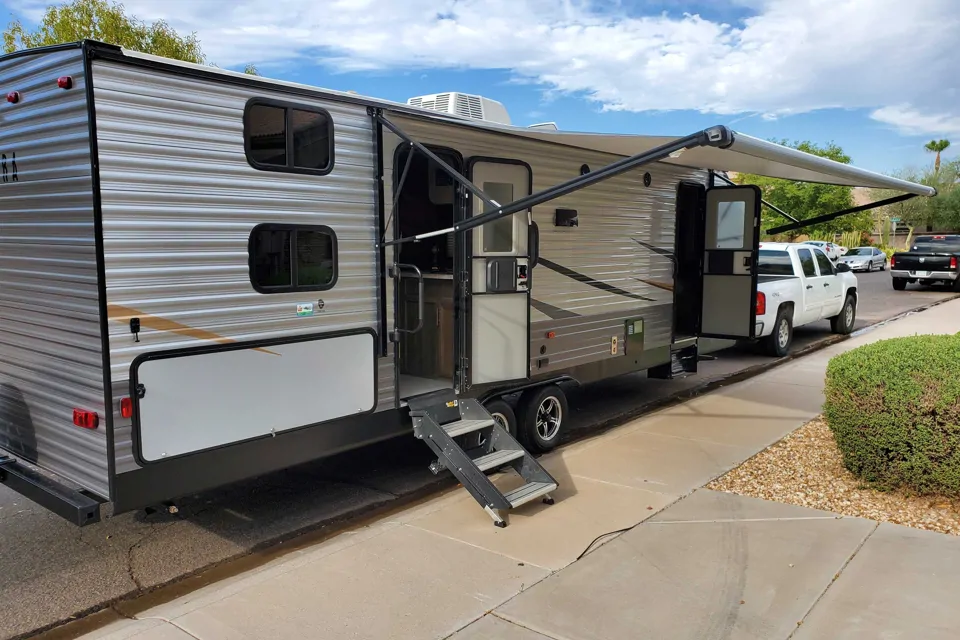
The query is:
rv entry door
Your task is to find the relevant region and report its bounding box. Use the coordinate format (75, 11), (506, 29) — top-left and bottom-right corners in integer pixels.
(462, 159), (532, 387)
(699, 185), (762, 339)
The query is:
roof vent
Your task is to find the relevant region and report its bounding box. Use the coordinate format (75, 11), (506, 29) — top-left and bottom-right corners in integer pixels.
(406, 92), (511, 125)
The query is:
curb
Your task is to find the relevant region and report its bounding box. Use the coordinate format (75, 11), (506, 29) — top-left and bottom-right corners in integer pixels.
(23, 294), (958, 640)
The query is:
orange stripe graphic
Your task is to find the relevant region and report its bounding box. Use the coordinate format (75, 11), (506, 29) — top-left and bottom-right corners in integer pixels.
(107, 304), (281, 356)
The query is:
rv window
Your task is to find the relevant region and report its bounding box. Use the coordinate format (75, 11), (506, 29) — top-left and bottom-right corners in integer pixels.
(244, 99), (334, 175)
(249, 224), (338, 293)
(713, 201), (746, 249)
(481, 181), (515, 253)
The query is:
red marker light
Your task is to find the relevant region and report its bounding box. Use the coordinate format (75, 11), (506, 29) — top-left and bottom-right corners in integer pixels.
(6, 91), (20, 103)
(120, 397), (133, 419)
(73, 409), (99, 429)
(57, 76), (73, 89)
(546, 331), (556, 339)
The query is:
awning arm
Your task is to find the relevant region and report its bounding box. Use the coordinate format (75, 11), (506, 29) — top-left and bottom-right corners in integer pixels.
(713, 172), (801, 224)
(373, 109), (502, 214)
(766, 193), (918, 235)
(374, 110), (735, 247)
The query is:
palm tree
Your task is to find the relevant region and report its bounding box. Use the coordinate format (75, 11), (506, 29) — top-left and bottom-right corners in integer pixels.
(925, 139), (951, 173)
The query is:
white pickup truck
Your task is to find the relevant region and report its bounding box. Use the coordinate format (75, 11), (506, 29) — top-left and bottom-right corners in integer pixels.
(754, 242), (859, 356)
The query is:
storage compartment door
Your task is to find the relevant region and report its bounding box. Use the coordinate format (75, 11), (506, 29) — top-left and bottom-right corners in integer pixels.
(466, 160), (532, 385)
(132, 331), (377, 463)
(699, 185), (761, 339)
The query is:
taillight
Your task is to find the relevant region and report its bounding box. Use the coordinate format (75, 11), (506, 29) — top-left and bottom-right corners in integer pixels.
(756, 291), (766, 316)
(890, 255), (896, 268)
(73, 409), (99, 429)
(951, 256), (957, 270)
(120, 397), (133, 419)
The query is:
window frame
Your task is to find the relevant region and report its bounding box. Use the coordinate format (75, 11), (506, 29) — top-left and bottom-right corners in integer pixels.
(248, 223), (339, 294)
(797, 248), (817, 278)
(243, 97), (336, 176)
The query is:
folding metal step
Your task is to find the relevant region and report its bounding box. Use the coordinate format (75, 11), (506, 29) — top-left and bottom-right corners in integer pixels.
(410, 393), (558, 528)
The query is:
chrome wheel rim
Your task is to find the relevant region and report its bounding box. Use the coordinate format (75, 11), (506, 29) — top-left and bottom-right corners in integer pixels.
(490, 412), (509, 430)
(777, 319), (790, 349)
(844, 302), (854, 327)
(536, 397), (562, 441)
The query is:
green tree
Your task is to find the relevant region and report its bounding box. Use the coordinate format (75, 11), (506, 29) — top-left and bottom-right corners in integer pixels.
(244, 63), (260, 76)
(734, 139), (868, 239)
(872, 159), (960, 233)
(3, 0), (204, 63)
(925, 139), (951, 173)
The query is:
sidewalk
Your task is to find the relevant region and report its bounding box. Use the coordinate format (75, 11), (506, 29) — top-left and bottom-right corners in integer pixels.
(79, 300), (960, 640)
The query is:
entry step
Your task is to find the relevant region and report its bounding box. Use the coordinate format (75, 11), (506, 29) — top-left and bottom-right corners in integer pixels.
(474, 449), (525, 472)
(443, 418), (494, 438)
(504, 481), (558, 508)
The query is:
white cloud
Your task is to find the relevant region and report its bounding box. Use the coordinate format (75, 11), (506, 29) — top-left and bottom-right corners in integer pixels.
(9, 0), (959, 136)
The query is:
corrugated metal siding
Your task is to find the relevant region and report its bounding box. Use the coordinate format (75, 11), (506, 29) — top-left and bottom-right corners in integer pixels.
(0, 48), (108, 496)
(385, 116), (708, 374)
(90, 63), (386, 474)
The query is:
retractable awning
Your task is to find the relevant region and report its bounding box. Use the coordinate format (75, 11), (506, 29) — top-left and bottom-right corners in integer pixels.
(376, 107), (936, 243)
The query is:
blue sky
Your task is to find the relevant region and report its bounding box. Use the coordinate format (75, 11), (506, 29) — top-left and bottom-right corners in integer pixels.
(3, 0), (957, 175)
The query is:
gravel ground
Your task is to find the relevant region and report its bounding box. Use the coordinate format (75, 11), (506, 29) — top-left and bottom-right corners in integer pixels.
(707, 417), (960, 536)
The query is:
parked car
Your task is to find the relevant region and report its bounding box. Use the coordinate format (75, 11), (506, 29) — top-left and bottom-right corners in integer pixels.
(839, 246), (887, 272)
(755, 242), (859, 357)
(801, 240), (841, 262)
(890, 235), (960, 291)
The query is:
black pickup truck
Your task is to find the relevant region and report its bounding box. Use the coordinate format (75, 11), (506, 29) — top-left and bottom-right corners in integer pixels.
(890, 235), (960, 291)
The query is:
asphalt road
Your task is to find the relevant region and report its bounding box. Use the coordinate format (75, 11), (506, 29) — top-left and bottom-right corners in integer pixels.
(1, 269), (956, 640)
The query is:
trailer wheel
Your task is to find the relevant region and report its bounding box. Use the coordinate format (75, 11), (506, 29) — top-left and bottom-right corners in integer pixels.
(830, 294), (857, 334)
(892, 278), (907, 291)
(484, 399), (517, 439)
(762, 307), (792, 357)
(518, 385), (568, 453)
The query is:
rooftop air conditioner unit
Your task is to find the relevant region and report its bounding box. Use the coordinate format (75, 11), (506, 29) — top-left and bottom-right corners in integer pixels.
(407, 92), (511, 125)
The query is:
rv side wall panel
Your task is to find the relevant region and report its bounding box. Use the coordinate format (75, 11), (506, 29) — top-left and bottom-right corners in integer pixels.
(385, 117), (707, 376)
(90, 63), (388, 474)
(0, 49), (109, 496)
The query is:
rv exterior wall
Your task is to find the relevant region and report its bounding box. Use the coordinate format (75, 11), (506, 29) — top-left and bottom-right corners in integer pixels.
(0, 48), (109, 496)
(384, 115), (709, 383)
(90, 62), (391, 477)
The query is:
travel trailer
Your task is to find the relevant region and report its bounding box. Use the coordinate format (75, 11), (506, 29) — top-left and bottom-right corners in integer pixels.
(0, 41), (935, 527)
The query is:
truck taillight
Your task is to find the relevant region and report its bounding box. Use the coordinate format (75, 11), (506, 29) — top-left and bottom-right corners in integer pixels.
(952, 257), (958, 270)
(890, 255), (896, 268)
(756, 291), (766, 316)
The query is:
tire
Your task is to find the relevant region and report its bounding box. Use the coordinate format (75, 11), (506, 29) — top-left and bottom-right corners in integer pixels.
(880, 259), (886, 271)
(761, 307), (793, 357)
(518, 384), (568, 453)
(952, 277), (960, 292)
(867, 261), (874, 272)
(830, 294), (857, 334)
(483, 399), (517, 439)
(892, 278), (907, 291)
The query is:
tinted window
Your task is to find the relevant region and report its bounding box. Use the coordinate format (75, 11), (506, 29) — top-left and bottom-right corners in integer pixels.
(758, 250), (795, 275)
(481, 181), (515, 253)
(847, 248), (871, 256)
(798, 248), (817, 277)
(815, 249), (835, 275)
(250, 225), (337, 292)
(245, 100), (334, 175)
(912, 237), (960, 253)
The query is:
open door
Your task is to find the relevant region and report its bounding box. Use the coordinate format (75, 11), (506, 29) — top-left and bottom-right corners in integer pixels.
(460, 159), (532, 387)
(699, 184), (762, 339)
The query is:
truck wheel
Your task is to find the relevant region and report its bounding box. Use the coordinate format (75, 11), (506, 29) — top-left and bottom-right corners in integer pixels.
(518, 384), (568, 453)
(831, 295), (857, 334)
(952, 278), (960, 292)
(484, 399), (517, 439)
(762, 308), (792, 357)
(892, 278), (907, 291)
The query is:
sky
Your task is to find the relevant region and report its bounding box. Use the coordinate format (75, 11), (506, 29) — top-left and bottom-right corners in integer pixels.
(2, 0), (957, 175)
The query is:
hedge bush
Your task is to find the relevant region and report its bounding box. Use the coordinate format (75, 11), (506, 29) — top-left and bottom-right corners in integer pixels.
(824, 334), (960, 497)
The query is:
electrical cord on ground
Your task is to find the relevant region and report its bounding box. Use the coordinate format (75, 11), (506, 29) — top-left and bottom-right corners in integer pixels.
(575, 522), (642, 561)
